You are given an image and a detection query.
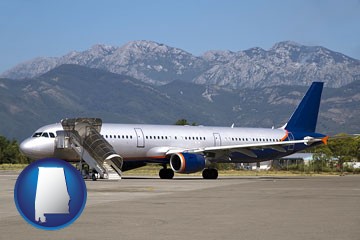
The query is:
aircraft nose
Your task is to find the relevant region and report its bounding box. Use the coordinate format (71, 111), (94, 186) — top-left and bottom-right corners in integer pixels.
(19, 137), (55, 159)
(19, 138), (35, 157)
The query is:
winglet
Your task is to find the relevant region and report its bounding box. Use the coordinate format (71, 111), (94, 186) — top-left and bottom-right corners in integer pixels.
(322, 136), (329, 145)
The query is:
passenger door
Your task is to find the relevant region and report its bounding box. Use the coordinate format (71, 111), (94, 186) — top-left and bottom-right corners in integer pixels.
(213, 133), (221, 146)
(134, 128), (145, 148)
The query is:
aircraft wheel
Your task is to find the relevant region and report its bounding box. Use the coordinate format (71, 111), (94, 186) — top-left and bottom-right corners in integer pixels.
(210, 168), (218, 179)
(202, 169), (209, 179)
(159, 168), (174, 179)
(91, 173), (97, 181)
(202, 168), (218, 179)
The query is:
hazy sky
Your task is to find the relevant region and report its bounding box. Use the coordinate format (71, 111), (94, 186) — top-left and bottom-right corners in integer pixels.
(1, 0), (359, 73)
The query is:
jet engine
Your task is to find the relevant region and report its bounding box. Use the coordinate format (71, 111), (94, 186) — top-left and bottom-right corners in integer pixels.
(170, 153), (206, 174)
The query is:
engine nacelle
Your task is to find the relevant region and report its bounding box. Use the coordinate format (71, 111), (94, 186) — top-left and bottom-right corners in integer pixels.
(170, 153), (206, 174)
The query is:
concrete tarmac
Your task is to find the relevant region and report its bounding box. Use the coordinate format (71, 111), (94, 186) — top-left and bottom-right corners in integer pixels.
(0, 173), (359, 240)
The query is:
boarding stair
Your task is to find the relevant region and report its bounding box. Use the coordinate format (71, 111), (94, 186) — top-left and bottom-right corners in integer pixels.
(54, 118), (123, 180)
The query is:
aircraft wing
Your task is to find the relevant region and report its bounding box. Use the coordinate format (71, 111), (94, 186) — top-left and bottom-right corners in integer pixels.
(166, 138), (326, 158)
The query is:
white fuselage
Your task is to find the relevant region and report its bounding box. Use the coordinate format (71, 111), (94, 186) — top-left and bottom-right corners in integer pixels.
(20, 122), (288, 163)
(102, 124), (287, 159)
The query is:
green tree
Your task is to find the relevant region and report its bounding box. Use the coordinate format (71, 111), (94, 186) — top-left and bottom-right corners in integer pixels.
(0, 136), (30, 164)
(355, 136), (360, 161)
(327, 134), (358, 171)
(311, 134), (360, 172)
(175, 119), (197, 126)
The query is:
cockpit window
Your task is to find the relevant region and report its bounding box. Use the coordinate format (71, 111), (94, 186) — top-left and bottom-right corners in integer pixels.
(42, 132), (49, 138)
(32, 132), (56, 138)
(32, 132), (42, 137)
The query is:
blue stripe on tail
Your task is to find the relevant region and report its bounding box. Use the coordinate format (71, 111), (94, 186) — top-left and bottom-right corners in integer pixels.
(285, 82), (324, 133)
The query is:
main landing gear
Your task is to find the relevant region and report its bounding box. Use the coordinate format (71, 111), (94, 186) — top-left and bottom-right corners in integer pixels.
(202, 168), (218, 179)
(158, 166), (218, 180)
(159, 168), (174, 179)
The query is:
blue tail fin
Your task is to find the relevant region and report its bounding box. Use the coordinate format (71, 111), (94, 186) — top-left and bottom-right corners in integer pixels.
(285, 82), (324, 133)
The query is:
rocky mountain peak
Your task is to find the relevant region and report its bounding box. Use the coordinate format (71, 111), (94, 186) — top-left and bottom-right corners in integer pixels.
(89, 44), (117, 55)
(271, 41), (302, 50)
(201, 50), (236, 63)
(122, 40), (168, 52)
(1, 41), (359, 89)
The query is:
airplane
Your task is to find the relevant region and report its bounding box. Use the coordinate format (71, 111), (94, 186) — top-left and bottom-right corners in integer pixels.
(20, 82), (328, 179)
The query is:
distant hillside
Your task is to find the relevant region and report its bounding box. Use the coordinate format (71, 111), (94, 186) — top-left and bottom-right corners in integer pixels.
(1, 41), (359, 89)
(1, 64), (359, 140)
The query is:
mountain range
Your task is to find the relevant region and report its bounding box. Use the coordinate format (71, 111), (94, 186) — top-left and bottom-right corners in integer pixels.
(1, 63), (359, 141)
(1, 41), (359, 89)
